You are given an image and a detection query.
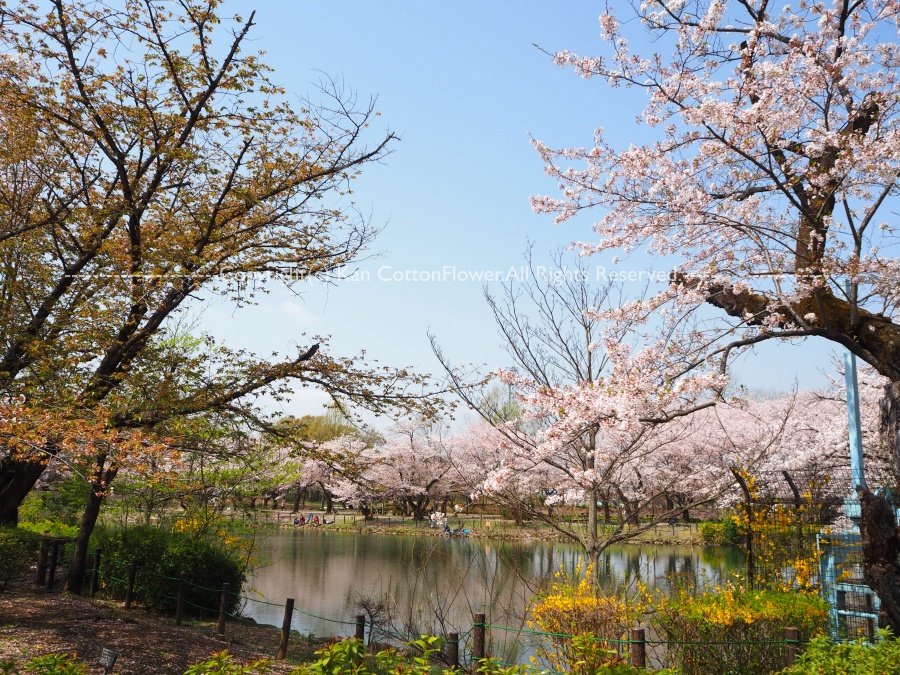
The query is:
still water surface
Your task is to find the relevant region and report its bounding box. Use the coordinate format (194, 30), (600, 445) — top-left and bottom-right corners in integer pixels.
(242, 530), (743, 663)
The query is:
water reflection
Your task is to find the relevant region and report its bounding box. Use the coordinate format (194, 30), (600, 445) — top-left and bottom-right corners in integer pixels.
(242, 530), (743, 664)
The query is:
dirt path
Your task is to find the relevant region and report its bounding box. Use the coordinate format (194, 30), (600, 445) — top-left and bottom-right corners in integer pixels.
(0, 584), (321, 674)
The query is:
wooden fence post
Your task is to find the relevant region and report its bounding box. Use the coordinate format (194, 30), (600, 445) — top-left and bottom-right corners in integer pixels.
(629, 628), (646, 668)
(124, 563), (137, 609)
(46, 540), (60, 590)
(355, 614), (366, 641)
(784, 627), (799, 665)
(277, 598), (294, 659)
(216, 582), (230, 639)
(472, 613), (486, 663)
(35, 538), (49, 586)
(90, 549), (101, 598)
(175, 577), (185, 626)
(446, 632), (459, 669)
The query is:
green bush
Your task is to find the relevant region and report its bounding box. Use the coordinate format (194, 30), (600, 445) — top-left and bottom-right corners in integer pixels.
(651, 585), (829, 675)
(699, 517), (743, 546)
(0, 652), (87, 674)
(92, 525), (245, 616)
(290, 637), (674, 674)
(19, 477), (87, 527)
(779, 630), (900, 674)
(15, 520), (79, 539)
(0, 527), (40, 592)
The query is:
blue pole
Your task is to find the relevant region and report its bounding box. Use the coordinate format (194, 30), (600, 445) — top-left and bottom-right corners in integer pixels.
(843, 282), (866, 491)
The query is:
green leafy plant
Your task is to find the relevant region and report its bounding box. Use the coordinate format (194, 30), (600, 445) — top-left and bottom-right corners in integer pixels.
(21, 653), (86, 675)
(778, 630), (900, 674)
(289, 635), (673, 674)
(297, 638), (369, 674)
(183, 651), (269, 674)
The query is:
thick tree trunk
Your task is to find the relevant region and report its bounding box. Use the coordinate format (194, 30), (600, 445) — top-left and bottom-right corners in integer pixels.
(858, 487), (900, 633)
(881, 381), (900, 485)
(0, 456), (47, 526)
(407, 496), (429, 521)
(859, 381), (900, 632)
(292, 489), (302, 513)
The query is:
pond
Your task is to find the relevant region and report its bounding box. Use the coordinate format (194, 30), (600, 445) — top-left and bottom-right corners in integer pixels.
(240, 529), (744, 664)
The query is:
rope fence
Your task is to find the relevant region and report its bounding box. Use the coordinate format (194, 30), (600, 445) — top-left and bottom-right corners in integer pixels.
(32, 535), (811, 669)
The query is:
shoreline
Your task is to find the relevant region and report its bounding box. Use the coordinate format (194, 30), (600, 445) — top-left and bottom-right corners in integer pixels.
(260, 513), (708, 547)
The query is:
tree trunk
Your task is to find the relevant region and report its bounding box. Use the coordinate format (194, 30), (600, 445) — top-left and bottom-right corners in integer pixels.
(0, 455), (50, 526)
(858, 487), (900, 633)
(292, 489), (302, 514)
(65, 460), (117, 595)
(407, 496), (430, 521)
(881, 380), (900, 485)
(859, 381), (900, 633)
(318, 483), (334, 514)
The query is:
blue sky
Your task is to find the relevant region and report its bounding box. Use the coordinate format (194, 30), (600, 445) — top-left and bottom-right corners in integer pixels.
(196, 1), (839, 419)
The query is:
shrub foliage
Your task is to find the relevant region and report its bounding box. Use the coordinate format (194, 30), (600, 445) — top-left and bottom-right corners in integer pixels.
(92, 525), (245, 615)
(651, 584), (829, 675)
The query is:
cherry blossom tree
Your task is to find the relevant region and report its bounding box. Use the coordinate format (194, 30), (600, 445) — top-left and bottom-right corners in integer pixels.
(533, 0), (900, 625)
(756, 366), (892, 481)
(449, 421), (549, 525)
(322, 423), (455, 520)
(434, 253), (736, 567)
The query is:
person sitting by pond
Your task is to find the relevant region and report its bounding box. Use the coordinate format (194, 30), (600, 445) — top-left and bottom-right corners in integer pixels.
(294, 514), (305, 526)
(443, 522), (470, 537)
(312, 514), (320, 526)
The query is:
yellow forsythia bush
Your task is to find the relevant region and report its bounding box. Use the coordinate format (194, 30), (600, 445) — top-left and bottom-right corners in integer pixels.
(529, 563), (643, 672)
(651, 583), (829, 675)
